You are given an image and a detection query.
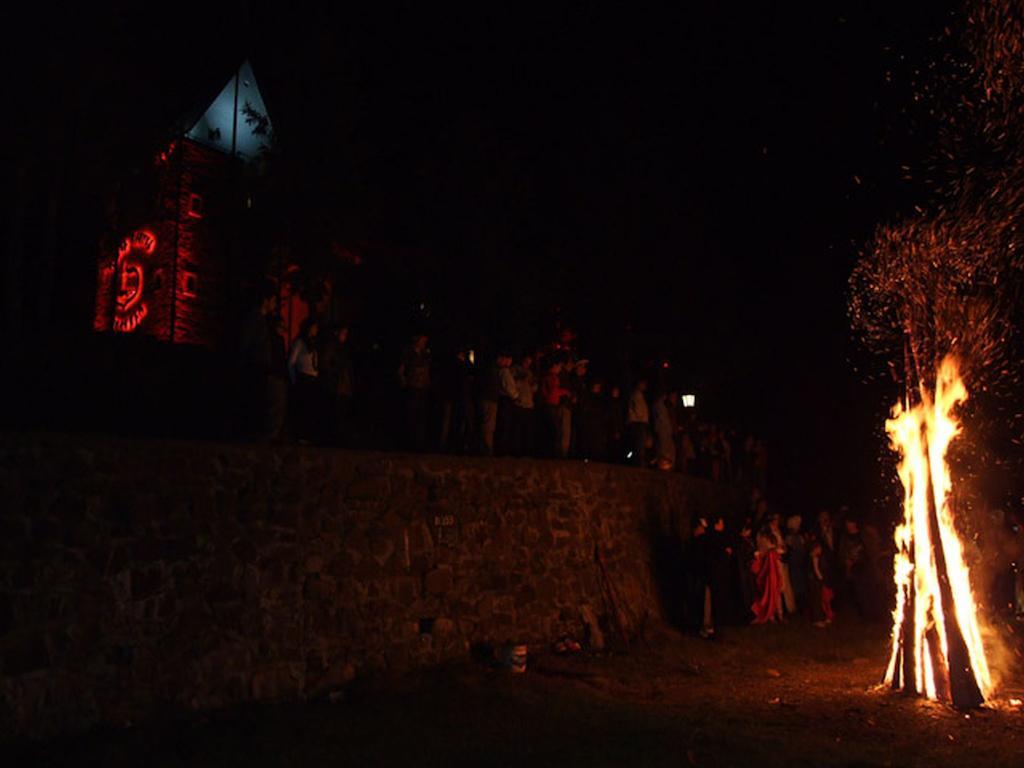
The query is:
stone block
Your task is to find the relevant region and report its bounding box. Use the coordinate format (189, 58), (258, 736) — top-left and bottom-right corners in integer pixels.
(396, 577), (419, 605)
(492, 526), (513, 549)
(424, 566), (454, 595)
(3, 632), (50, 675)
(369, 535), (395, 567)
(232, 537), (258, 564)
(477, 595), (494, 620)
(206, 580), (241, 604)
(130, 566), (163, 601)
(156, 537), (194, 562)
(407, 521), (434, 554)
(304, 574), (337, 602)
(555, 521), (579, 537)
(329, 549), (358, 579)
(309, 659), (356, 697)
(579, 604), (605, 650)
(514, 585), (537, 608)
(0, 593), (14, 634)
(0, 515), (27, 543)
(485, 572), (508, 591)
(266, 500), (297, 527)
(432, 617), (456, 637)
(346, 476), (390, 502)
(250, 664), (301, 701)
(492, 612), (516, 631)
(354, 553), (382, 578)
(11, 561), (33, 590)
(32, 515), (63, 542)
(493, 596), (516, 615)
(84, 542), (111, 574)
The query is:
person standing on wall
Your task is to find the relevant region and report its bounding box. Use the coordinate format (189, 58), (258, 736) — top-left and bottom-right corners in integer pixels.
(318, 324), (354, 446)
(686, 517), (715, 638)
(541, 358), (571, 458)
(608, 384), (625, 462)
(577, 377), (608, 461)
(287, 316), (320, 444)
(626, 378), (650, 467)
(496, 352), (519, 456)
(398, 333), (432, 452)
(477, 353), (501, 456)
(238, 282), (288, 442)
(263, 300), (289, 443)
(558, 357), (581, 459)
(454, 349), (477, 453)
(510, 353), (537, 456)
(652, 388), (677, 471)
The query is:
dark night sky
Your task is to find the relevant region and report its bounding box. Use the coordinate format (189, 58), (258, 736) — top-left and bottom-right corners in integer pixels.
(4, 1), (968, 516)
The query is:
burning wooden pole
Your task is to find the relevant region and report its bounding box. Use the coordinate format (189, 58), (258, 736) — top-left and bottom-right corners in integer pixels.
(922, 426), (984, 709)
(890, 337), (919, 696)
(892, 556), (916, 694)
(893, 339), (917, 695)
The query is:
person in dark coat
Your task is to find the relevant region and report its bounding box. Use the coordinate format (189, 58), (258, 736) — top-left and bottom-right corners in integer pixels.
(263, 311), (289, 442)
(626, 379), (650, 467)
(540, 359), (571, 458)
(437, 348), (476, 453)
(734, 518), (757, 624)
(477, 354), (502, 456)
(608, 385), (626, 462)
(398, 333), (431, 451)
(495, 352), (518, 456)
(785, 515), (808, 614)
(808, 535), (835, 626)
(685, 517), (715, 637)
(318, 324), (354, 446)
(577, 378), (609, 461)
(454, 350), (477, 452)
(509, 353), (538, 457)
(287, 316), (321, 443)
(709, 516), (736, 627)
(238, 285), (288, 441)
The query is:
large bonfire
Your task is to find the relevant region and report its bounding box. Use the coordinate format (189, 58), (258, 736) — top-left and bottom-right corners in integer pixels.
(884, 356), (990, 707)
(851, 0), (1024, 708)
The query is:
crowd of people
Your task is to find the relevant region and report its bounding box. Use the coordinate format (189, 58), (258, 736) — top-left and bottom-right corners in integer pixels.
(238, 289), (897, 635)
(685, 495), (891, 637)
(237, 289), (769, 481)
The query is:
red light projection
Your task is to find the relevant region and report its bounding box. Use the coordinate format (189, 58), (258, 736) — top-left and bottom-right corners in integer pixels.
(155, 140), (178, 167)
(94, 137), (244, 345)
(113, 229), (157, 333)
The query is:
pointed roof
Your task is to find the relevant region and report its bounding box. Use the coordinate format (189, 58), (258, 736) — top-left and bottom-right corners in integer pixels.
(186, 60), (273, 160)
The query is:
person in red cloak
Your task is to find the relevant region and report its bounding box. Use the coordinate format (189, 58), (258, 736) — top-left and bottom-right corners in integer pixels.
(751, 526), (783, 624)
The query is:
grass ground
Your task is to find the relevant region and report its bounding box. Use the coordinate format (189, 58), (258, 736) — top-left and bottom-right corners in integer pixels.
(8, 617), (1024, 767)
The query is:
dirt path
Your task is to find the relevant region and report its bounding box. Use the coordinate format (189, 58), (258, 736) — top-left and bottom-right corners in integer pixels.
(8, 619), (1024, 767)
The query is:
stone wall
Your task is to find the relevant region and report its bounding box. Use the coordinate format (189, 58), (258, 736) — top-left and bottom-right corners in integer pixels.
(0, 432), (741, 738)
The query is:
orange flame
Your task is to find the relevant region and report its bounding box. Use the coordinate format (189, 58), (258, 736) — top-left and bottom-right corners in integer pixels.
(883, 356), (991, 703)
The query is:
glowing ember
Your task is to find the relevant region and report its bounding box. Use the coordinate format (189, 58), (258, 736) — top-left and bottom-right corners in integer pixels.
(883, 357), (991, 707)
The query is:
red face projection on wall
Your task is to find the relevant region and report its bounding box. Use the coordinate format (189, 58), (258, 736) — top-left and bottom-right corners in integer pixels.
(113, 229), (157, 332)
